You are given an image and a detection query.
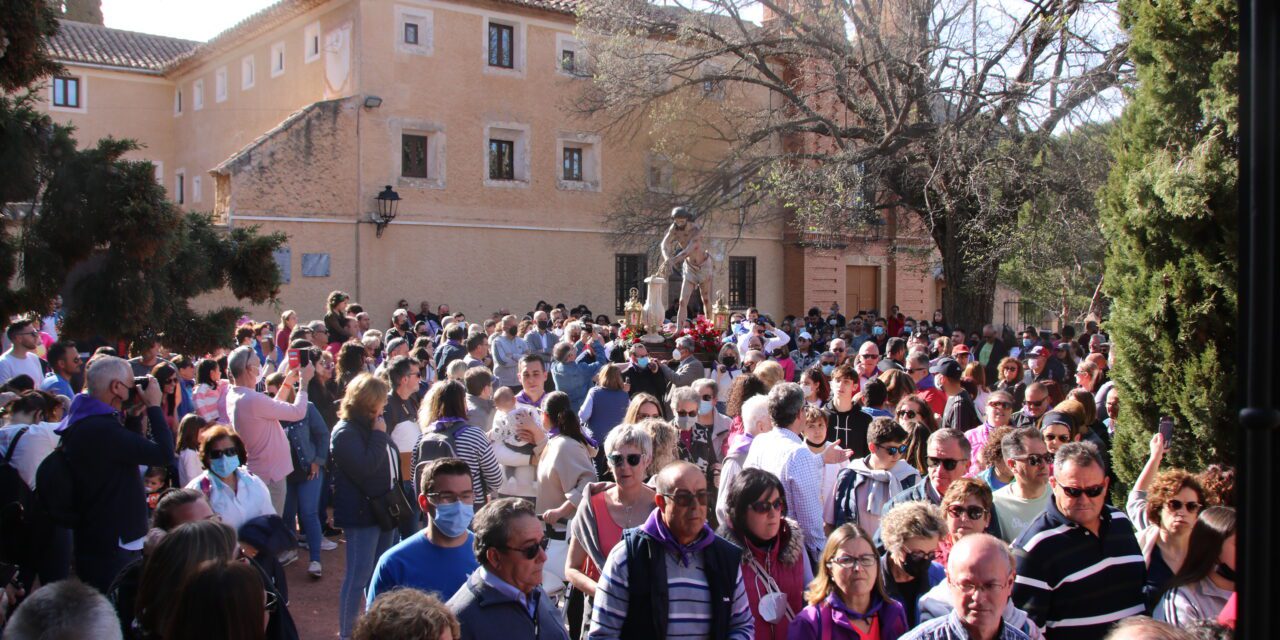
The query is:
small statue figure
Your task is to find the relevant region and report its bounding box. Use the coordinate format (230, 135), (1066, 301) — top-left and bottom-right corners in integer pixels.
(660, 206), (714, 331)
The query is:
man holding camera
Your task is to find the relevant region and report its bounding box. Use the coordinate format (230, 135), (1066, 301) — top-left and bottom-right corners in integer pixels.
(226, 345), (313, 515)
(57, 356), (174, 592)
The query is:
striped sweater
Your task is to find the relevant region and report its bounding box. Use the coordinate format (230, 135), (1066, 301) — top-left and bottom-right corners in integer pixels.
(410, 423), (504, 508)
(589, 534), (754, 639)
(1011, 500), (1145, 640)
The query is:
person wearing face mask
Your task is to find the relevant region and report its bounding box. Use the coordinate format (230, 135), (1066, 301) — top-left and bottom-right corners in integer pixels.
(659, 336), (706, 402)
(1154, 506), (1236, 626)
(827, 303), (847, 329)
(186, 425), (275, 531)
(880, 501), (948, 628)
(56, 356), (173, 593)
(791, 332), (820, 378)
(818, 351), (838, 378)
(713, 344), (743, 413)
(621, 344), (666, 411)
(799, 368), (829, 408)
(525, 312), (556, 361)
(368, 458), (480, 608)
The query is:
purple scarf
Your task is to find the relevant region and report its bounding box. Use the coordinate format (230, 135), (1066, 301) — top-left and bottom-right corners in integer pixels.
(639, 507), (715, 567)
(55, 393), (119, 434)
(431, 416), (468, 431)
(727, 432), (754, 459)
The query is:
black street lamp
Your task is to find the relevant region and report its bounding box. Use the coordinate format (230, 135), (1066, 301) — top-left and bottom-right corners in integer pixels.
(373, 185), (400, 238)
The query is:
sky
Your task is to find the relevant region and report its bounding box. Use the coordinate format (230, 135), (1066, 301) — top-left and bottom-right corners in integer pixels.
(102, 0), (280, 41)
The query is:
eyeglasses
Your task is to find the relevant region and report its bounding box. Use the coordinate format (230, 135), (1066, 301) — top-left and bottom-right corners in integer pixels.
(896, 409), (919, 419)
(951, 580), (1008, 597)
(660, 490), (710, 508)
(833, 348), (847, 353)
(1058, 484), (1106, 498)
(675, 410), (697, 417)
(988, 401), (1012, 409)
(1166, 499), (1202, 513)
(748, 498), (785, 514)
(905, 550), (938, 564)
(927, 457), (965, 471)
(608, 453), (643, 468)
(499, 537), (550, 560)
(1025, 398), (1048, 408)
(878, 444), (909, 456)
(11, 331), (37, 338)
(209, 447), (238, 460)
(830, 554), (877, 569)
(946, 505), (989, 521)
(1043, 433), (1072, 444)
(427, 491), (475, 505)
(908, 368), (929, 374)
(1012, 453), (1052, 467)
(1002, 366), (1019, 372)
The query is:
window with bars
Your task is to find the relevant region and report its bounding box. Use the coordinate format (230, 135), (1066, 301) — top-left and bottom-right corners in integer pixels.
(52, 77), (80, 108)
(402, 134), (428, 178)
(563, 148), (583, 181)
(488, 23), (514, 68)
(615, 254), (648, 314)
(728, 257), (756, 308)
(404, 22), (419, 45)
(561, 49), (576, 73)
(489, 139), (515, 180)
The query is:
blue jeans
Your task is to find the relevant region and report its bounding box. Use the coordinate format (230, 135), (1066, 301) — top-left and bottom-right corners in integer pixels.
(339, 525), (393, 639)
(284, 470), (324, 562)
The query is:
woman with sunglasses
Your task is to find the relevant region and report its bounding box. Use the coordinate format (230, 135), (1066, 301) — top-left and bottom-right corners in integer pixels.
(1129, 432), (1213, 613)
(150, 361), (182, 431)
(894, 396), (937, 474)
(565, 425), (655, 634)
(789, 523), (908, 640)
(879, 501), (947, 628)
(993, 357), (1026, 412)
(716, 468), (808, 640)
(185, 425), (274, 531)
(1155, 506), (1236, 626)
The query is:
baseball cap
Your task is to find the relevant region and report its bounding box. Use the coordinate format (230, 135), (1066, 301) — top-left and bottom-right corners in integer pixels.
(929, 357), (963, 379)
(952, 344), (970, 355)
(798, 331), (813, 341)
(1027, 346), (1047, 357)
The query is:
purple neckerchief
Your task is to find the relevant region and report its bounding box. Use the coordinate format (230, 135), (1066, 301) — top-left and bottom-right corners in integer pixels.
(55, 393), (119, 434)
(515, 391), (543, 408)
(824, 591), (885, 621)
(916, 375), (938, 391)
(727, 432), (754, 458)
(639, 507), (715, 568)
(431, 417), (468, 431)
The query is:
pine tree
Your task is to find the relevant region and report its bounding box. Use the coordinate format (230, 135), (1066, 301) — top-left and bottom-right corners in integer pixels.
(1099, 0), (1238, 484)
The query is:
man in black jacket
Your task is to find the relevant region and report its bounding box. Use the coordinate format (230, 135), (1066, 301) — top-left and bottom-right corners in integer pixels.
(58, 355), (173, 592)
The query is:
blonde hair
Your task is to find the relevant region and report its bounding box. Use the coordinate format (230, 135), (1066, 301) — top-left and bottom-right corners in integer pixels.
(638, 418), (679, 478)
(595, 363), (624, 391)
(804, 524), (889, 606)
(880, 501), (948, 555)
(754, 361), (785, 390)
(338, 373), (390, 421)
(623, 393), (663, 425)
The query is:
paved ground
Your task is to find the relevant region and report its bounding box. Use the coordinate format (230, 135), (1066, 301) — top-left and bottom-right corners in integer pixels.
(282, 532), (346, 639)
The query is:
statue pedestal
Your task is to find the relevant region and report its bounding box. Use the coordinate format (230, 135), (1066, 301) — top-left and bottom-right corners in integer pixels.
(641, 275), (669, 344)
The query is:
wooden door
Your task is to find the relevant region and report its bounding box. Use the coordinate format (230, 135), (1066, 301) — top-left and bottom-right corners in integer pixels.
(845, 266), (880, 315)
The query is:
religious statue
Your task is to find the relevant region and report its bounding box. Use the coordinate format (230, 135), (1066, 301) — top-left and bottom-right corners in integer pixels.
(658, 206), (715, 330)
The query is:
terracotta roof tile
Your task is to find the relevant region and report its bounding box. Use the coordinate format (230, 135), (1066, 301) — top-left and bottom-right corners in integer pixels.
(46, 20), (198, 72)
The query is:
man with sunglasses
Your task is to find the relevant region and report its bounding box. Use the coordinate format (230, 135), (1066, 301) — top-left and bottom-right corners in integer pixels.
(878, 429), (1003, 542)
(907, 352), (946, 417)
(40, 340), (81, 398)
(0, 320), (45, 388)
(449, 497), (568, 640)
(991, 428), (1052, 543)
(589, 461), (753, 639)
(853, 341), (879, 390)
(1010, 383), (1050, 429)
(1011, 442), (1144, 639)
(828, 417), (920, 535)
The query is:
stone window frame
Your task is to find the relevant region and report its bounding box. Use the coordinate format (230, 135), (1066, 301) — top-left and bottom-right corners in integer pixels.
(304, 22), (322, 63)
(390, 117), (447, 190)
(646, 153), (674, 193)
(241, 55), (256, 90)
(192, 78), (204, 111)
(483, 121), (531, 188)
(555, 132), (602, 192)
(175, 168), (186, 205)
(554, 33), (588, 78)
(192, 175), (203, 203)
(482, 15), (526, 78)
(215, 66), (228, 102)
(271, 42), (286, 78)
(174, 88), (182, 116)
(395, 5), (434, 56)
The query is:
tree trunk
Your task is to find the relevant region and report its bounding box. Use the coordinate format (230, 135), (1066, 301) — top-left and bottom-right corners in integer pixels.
(937, 211), (999, 333)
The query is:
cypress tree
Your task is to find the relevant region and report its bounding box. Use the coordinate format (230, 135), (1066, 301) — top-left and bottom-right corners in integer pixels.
(1099, 0), (1238, 484)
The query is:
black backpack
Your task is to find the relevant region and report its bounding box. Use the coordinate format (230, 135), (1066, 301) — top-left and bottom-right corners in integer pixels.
(0, 427), (32, 563)
(34, 439), (81, 528)
(411, 422), (465, 493)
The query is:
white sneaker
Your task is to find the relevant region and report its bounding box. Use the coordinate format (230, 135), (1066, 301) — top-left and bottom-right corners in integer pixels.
(308, 561), (322, 578)
(278, 549), (298, 566)
(319, 538), (338, 551)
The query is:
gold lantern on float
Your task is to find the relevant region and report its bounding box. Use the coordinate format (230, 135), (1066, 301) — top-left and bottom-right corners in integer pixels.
(624, 287), (645, 330)
(712, 292), (731, 332)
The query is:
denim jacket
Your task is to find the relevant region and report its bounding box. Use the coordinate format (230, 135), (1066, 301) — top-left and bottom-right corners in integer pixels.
(283, 402), (330, 468)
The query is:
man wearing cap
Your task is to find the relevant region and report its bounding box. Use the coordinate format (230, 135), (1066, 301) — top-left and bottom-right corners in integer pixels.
(1025, 346), (1064, 385)
(952, 343), (971, 369)
(935, 357), (981, 433)
(791, 330), (820, 378)
(908, 352), (947, 417)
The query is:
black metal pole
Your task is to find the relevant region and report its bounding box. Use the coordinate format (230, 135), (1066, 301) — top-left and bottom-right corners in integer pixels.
(1239, 0), (1280, 637)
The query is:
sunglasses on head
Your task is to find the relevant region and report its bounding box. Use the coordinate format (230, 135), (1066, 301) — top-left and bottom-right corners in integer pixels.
(608, 453), (643, 468)
(877, 444), (909, 456)
(1166, 499), (1202, 513)
(946, 505), (988, 521)
(209, 447), (237, 460)
(1013, 453), (1052, 467)
(500, 537), (550, 560)
(1059, 484), (1105, 498)
(748, 498), (785, 514)
(927, 457), (964, 471)
(661, 490), (710, 508)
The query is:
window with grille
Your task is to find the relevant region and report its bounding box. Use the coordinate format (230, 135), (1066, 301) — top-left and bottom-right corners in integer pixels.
(728, 257), (756, 308)
(615, 254), (648, 314)
(488, 23), (514, 68)
(489, 139), (515, 180)
(402, 134), (428, 178)
(561, 49), (575, 73)
(563, 148), (583, 181)
(404, 23), (419, 45)
(52, 77), (80, 108)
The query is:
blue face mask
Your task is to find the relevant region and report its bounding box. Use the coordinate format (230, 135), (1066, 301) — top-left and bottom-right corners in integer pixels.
(699, 399), (714, 415)
(822, 364), (835, 376)
(1022, 338), (1033, 348)
(211, 454), (240, 478)
(432, 501), (474, 538)
(872, 326), (885, 336)
(636, 356), (650, 367)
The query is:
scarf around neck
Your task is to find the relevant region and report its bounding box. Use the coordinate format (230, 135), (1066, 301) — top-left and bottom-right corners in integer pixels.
(431, 416), (468, 431)
(850, 456), (907, 515)
(640, 507), (714, 567)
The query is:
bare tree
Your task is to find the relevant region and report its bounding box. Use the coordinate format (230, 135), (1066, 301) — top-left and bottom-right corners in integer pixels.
(573, 0), (1130, 329)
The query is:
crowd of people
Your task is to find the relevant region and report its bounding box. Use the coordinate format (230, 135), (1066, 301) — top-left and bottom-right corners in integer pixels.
(0, 295), (1238, 640)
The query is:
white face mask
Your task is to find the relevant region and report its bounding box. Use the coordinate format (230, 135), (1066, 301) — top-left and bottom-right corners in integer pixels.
(672, 349), (683, 360)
